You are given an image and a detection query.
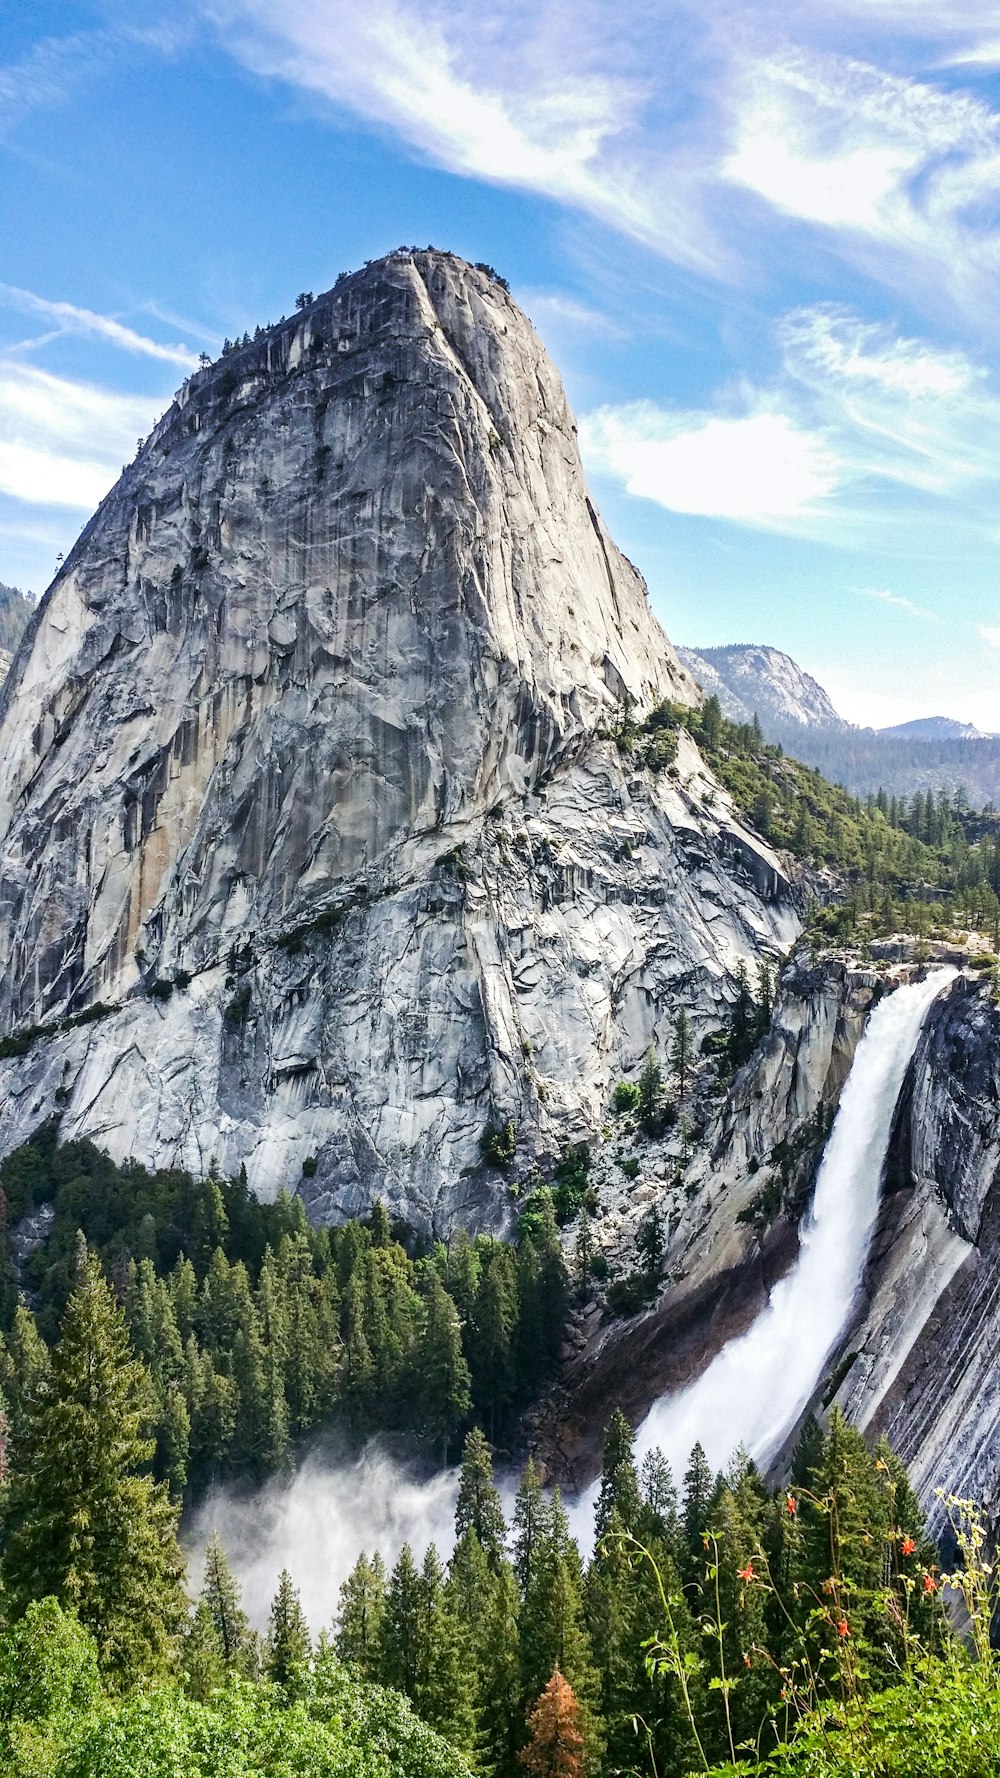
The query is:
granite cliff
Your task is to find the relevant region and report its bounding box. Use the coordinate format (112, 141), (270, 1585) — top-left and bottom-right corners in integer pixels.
(0, 250), (797, 1231)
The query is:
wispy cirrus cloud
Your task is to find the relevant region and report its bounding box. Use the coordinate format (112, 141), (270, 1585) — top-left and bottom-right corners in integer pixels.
(0, 286), (199, 369)
(0, 363), (163, 509)
(720, 47), (1000, 324)
(198, 0), (1000, 331)
(203, 0), (731, 276)
(580, 306), (1000, 538)
(860, 587), (939, 621)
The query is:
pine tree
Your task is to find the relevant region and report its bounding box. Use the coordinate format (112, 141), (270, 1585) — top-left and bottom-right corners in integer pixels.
(265, 1568), (311, 1697)
(469, 1248), (517, 1438)
(475, 1558), (523, 1778)
(671, 1007), (692, 1103)
(522, 1669), (585, 1778)
(519, 1490), (602, 1763)
(2, 1248), (187, 1684)
(681, 1441), (714, 1581)
(594, 1409), (643, 1544)
(201, 1530), (249, 1662)
(381, 1543), (424, 1697)
(513, 1458), (547, 1595)
(455, 1427), (508, 1565)
(638, 1048), (664, 1131)
(639, 1447), (679, 1551)
(728, 963), (756, 1068)
(335, 1552), (385, 1678)
(413, 1543), (477, 1751)
(369, 1199), (392, 1247)
(417, 1269), (472, 1461)
(4, 1304), (50, 1439)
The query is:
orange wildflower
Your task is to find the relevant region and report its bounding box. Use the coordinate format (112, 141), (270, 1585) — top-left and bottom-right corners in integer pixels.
(923, 1574), (938, 1594)
(786, 1494), (797, 1516)
(901, 1536), (916, 1556)
(836, 1619), (849, 1638)
(737, 1562), (755, 1583)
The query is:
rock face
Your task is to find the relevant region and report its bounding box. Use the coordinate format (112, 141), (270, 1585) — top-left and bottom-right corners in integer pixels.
(0, 251), (798, 1232)
(677, 644), (849, 732)
(834, 974), (1000, 1529)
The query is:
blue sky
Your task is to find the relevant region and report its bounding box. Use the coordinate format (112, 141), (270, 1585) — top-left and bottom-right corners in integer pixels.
(3, 1), (1000, 727)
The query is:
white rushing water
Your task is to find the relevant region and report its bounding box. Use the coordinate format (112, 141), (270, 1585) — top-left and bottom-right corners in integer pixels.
(629, 967), (956, 1483)
(204, 971), (953, 1620)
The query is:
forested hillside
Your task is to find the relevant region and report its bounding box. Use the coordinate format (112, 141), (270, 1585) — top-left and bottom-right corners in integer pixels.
(0, 1232), (992, 1778)
(621, 695), (1000, 943)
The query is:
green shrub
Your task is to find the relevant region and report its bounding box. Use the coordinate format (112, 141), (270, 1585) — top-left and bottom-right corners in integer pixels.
(612, 1080), (641, 1114)
(606, 1272), (656, 1317)
(479, 1121), (516, 1167)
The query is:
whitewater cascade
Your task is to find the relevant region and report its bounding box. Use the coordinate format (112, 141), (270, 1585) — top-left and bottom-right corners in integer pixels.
(632, 967), (956, 1481)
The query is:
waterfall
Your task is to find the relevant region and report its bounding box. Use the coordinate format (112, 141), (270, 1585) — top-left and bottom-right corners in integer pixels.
(630, 967), (955, 1482)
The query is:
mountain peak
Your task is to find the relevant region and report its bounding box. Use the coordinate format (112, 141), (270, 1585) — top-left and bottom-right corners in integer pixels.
(677, 643), (848, 731)
(0, 251), (792, 1228)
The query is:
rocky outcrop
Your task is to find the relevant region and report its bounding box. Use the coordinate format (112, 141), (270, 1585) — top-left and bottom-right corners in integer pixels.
(0, 251), (798, 1232)
(553, 954), (883, 1477)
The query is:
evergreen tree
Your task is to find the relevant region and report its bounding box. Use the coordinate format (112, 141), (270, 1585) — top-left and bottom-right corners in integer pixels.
(636, 1203), (665, 1284)
(519, 1491), (602, 1765)
(513, 1457), (547, 1595)
(790, 1413), (824, 1488)
(469, 1248), (517, 1438)
(200, 1531), (249, 1663)
(417, 1268), (472, 1461)
(639, 1447), (680, 1551)
(522, 1669), (585, 1778)
(2, 1248), (187, 1684)
(4, 1304), (50, 1439)
(474, 1558), (523, 1778)
(381, 1543), (424, 1697)
(335, 1551), (386, 1678)
(681, 1441), (715, 1581)
(594, 1409), (643, 1544)
(728, 963), (756, 1068)
(638, 1048), (664, 1131)
(265, 1568), (311, 1697)
(671, 1006), (692, 1103)
(413, 1543), (476, 1751)
(455, 1427), (508, 1565)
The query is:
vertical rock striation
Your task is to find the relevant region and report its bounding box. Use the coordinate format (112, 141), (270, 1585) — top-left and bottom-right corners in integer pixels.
(0, 250), (797, 1229)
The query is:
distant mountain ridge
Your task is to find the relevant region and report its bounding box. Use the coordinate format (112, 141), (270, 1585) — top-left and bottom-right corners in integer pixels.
(881, 716), (983, 741)
(680, 641), (1000, 806)
(677, 643), (849, 731)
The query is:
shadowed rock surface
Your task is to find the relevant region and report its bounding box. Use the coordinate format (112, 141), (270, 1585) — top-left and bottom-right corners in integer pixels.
(0, 251), (797, 1231)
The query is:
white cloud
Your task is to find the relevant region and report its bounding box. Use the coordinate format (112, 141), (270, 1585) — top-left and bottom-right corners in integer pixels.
(0, 286), (198, 369)
(721, 48), (1000, 323)
(519, 291), (619, 336)
(860, 587), (938, 621)
(580, 402), (841, 526)
(204, 0), (729, 275)
(978, 623), (1000, 648)
(582, 305), (1000, 538)
(0, 363), (164, 509)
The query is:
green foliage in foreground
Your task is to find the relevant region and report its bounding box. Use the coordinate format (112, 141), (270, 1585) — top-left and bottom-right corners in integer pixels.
(696, 1498), (1000, 1778)
(0, 1602), (468, 1778)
